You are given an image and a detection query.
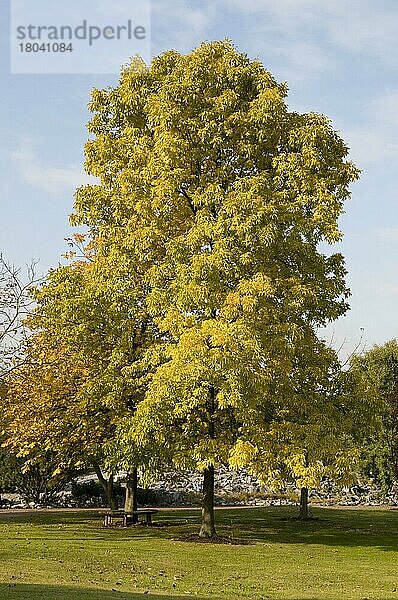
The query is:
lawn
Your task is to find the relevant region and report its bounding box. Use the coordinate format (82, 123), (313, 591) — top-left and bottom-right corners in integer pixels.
(0, 506), (397, 599)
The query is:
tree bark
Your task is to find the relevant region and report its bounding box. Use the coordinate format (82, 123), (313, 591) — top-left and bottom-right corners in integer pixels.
(92, 463), (118, 510)
(298, 487), (309, 520)
(124, 468), (138, 523)
(107, 474), (117, 510)
(199, 465), (216, 538)
(198, 384), (217, 538)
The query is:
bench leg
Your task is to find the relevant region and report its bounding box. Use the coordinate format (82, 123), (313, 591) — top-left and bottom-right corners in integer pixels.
(124, 514), (138, 526)
(146, 513), (152, 525)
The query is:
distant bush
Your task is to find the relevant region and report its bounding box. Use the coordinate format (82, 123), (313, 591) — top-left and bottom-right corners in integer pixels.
(0, 448), (73, 504)
(360, 440), (394, 492)
(137, 487), (159, 506)
(71, 480), (162, 507)
(71, 480), (123, 507)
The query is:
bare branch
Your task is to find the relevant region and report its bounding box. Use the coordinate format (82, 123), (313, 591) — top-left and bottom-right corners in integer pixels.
(0, 254), (44, 381)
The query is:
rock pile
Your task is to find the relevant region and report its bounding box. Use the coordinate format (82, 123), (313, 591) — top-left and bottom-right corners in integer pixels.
(2, 468), (398, 509)
(150, 467), (398, 508)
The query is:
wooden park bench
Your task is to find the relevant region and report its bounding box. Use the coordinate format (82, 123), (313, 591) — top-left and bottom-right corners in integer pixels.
(103, 509), (158, 527)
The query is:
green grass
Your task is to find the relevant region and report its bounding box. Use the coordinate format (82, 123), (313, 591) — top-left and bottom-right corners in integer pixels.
(0, 506), (397, 599)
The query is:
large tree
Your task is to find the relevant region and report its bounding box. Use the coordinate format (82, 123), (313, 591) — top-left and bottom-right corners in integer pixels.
(71, 41), (359, 537)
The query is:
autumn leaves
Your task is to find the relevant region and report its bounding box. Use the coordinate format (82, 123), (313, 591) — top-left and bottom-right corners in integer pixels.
(2, 41), (360, 536)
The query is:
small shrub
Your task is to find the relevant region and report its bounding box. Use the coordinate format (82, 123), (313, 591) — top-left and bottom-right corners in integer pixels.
(71, 480), (124, 507)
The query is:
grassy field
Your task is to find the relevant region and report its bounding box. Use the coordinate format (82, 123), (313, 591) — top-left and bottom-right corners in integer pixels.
(0, 505), (397, 599)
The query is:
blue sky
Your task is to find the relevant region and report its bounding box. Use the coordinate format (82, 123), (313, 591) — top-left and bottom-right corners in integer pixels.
(1, 0), (398, 356)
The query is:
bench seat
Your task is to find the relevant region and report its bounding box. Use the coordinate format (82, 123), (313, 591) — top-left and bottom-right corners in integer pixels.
(103, 509), (158, 527)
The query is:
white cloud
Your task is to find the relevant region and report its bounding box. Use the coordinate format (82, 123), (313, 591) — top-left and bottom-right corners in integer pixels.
(214, 0), (340, 81)
(258, 39), (335, 84)
(222, 0), (344, 37)
(378, 283), (398, 296)
(226, 0), (328, 17)
(220, 0), (398, 70)
(341, 85), (398, 165)
(152, 0), (215, 53)
(97, 0), (143, 19)
(374, 228), (398, 243)
(10, 139), (93, 196)
(344, 127), (398, 165)
(372, 89), (398, 128)
(328, 6), (398, 57)
(150, 0), (398, 83)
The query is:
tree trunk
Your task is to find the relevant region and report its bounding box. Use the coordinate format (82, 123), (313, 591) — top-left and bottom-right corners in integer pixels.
(124, 468), (138, 523)
(199, 465), (216, 538)
(92, 463), (118, 510)
(298, 487), (309, 520)
(106, 474), (117, 510)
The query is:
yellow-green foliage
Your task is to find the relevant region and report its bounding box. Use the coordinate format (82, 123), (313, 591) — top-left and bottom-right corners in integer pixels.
(5, 42), (361, 491)
(69, 41), (361, 488)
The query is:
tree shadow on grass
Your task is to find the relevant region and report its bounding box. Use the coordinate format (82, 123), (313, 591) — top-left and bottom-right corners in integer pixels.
(2, 506), (398, 552)
(217, 505), (398, 551)
(110, 505), (398, 552)
(0, 510), (104, 526)
(0, 584), (208, 600)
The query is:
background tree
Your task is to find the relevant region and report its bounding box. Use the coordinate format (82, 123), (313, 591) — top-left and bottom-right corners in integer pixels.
(73, 41), (359, 537)
(230, 343), (375, 519)
(0, 446), (72, 505)
(351, 339), (398, 489)
(0, 254), (41, 380)
(2, 239), (157, 513)
(1, 262), (121, 509)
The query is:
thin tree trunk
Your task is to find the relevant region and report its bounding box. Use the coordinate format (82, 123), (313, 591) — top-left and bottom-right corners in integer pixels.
(199, 465), (216, 538)
(92, 463), (118, 510)
(199, 384), (217, 538)
(107, 474), (117, 510)
(298, 487), (309, 520)
(124, 468), (138, 523)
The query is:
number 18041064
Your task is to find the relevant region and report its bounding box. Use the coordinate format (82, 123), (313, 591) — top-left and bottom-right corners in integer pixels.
(19, 42), (73, 52)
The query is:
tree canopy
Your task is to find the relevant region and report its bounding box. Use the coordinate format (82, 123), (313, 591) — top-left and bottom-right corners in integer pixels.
(65, 41), (360, 535)
(351, 339), (398, 487)
(1, 41), (362, 536)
